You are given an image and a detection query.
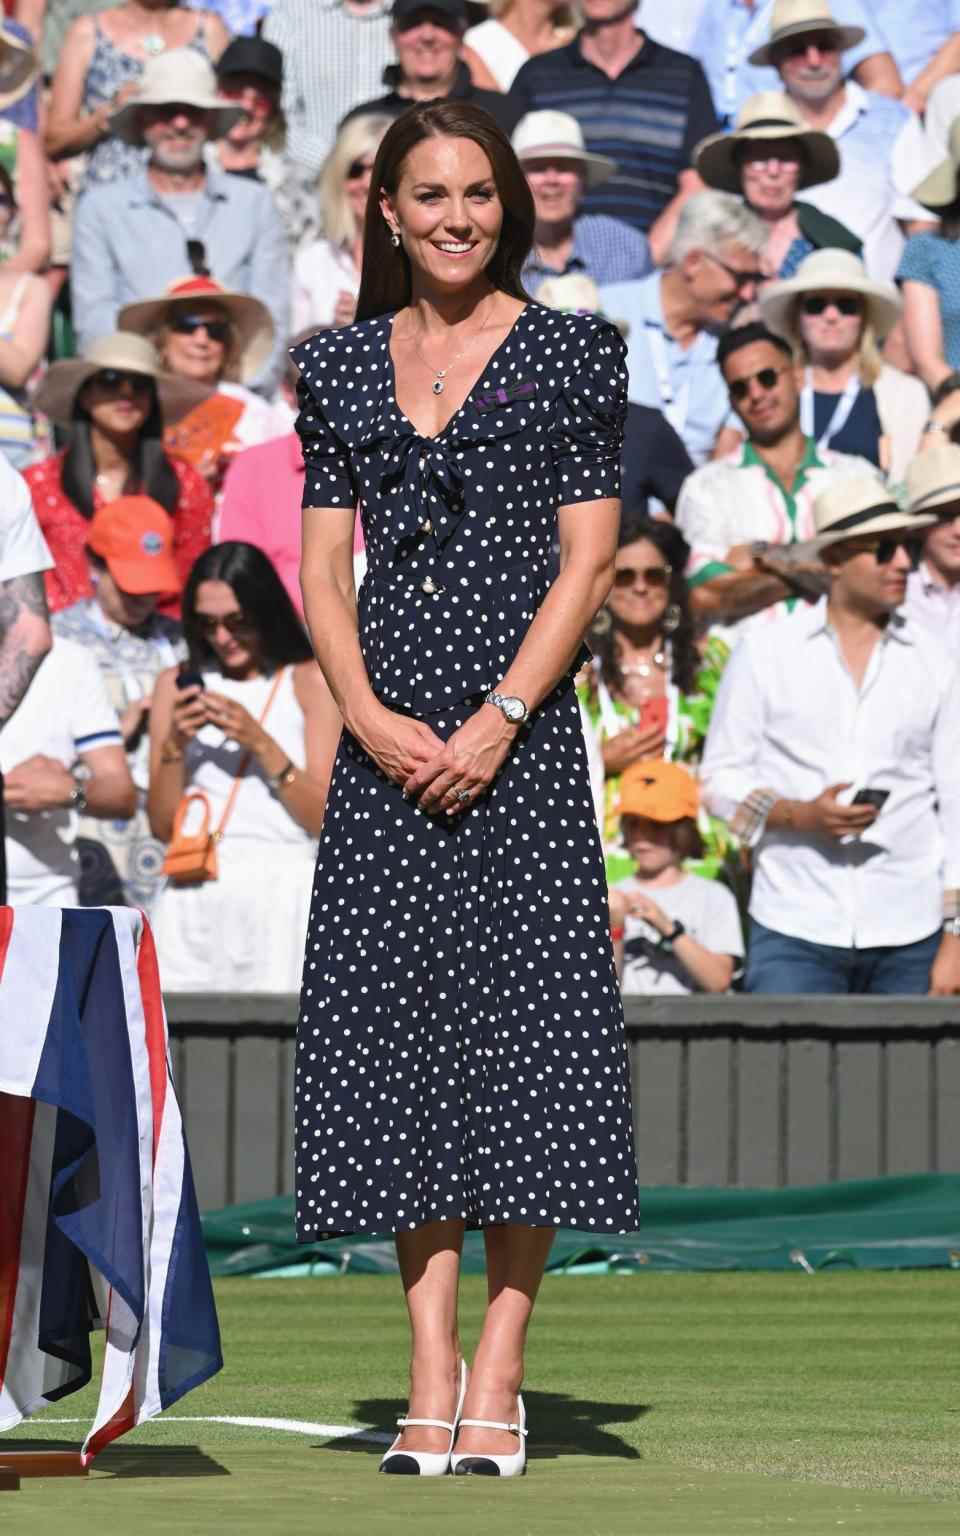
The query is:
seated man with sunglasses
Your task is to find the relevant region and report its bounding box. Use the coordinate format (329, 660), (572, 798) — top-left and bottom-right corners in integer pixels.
(676, 321), (874, 635)
(702, 474), (960, 997)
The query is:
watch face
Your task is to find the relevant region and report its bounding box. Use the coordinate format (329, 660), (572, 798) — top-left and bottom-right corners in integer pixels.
(502, 696), (526, 722)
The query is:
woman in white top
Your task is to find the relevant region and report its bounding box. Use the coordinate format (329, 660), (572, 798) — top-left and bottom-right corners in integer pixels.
(291, 113), (392, 333)
(148, 540), (341, 992)
(462, 0), (577, 93)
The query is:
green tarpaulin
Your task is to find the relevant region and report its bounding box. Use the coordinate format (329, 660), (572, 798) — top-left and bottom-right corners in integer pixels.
(203, 1174), (960, 1277)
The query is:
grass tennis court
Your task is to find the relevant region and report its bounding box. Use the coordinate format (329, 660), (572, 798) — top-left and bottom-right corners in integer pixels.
(6, 1270), (960, 1534)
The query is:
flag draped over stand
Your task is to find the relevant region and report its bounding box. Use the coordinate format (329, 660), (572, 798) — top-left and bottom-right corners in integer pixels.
(0, 905), (222, 1464)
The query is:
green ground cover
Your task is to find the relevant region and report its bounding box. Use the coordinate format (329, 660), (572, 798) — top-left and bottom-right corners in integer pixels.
(4, 1270), (960, 1534)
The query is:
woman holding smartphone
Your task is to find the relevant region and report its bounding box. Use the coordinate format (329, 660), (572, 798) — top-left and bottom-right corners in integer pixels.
(578, 516), (733, 885)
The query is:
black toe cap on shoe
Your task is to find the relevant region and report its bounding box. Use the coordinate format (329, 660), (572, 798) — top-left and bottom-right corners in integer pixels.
(454, 1458), (501, 1476)
(380, 1454), (423, 1475)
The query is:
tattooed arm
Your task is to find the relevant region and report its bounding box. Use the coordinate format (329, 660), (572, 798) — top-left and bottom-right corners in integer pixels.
(0, 570), (51, 730)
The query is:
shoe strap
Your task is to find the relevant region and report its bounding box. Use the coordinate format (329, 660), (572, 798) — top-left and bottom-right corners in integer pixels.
(457, 1417), (527, 1437)
(396, 1416), (455, 1432)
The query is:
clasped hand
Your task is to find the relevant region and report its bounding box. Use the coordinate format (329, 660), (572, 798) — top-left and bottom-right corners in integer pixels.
(360, 703), (516, 816)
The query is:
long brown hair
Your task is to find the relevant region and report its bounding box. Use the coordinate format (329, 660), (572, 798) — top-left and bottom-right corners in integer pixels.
(355, 101), (534, 321)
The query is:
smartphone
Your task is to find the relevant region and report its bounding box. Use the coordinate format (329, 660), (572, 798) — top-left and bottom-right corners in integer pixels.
(638, 697), (668, 736)
(852, 788), (890, 811)
(176, 669), (205, 691)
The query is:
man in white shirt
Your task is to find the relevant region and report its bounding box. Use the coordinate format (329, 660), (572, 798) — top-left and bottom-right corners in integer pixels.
(756, 0), (933, 281)
(676, 321), (873, 632)
(702, 475), (960, 996)
(904, 444), (960, 653)
(601, 190), (767, 465)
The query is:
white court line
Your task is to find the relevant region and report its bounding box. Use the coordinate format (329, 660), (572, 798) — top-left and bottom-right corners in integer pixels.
(19, 1415), (392, 1445)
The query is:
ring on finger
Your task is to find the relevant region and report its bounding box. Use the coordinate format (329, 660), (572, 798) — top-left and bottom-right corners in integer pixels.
(454, 788), (471, 803)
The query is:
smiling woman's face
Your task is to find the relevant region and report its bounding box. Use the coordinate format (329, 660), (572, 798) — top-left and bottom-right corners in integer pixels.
(381, 134), (503, 294)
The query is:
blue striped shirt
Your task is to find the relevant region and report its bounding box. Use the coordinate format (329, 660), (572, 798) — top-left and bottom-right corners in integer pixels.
(522, 213), (653, 290)
(510, 35), (718, 233)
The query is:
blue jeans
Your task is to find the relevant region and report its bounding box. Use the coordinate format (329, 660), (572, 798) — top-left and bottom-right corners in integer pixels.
(745, 919), (940, 995)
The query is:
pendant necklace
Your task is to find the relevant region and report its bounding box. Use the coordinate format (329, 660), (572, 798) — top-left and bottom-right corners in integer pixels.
(413, 295), (495, 396)
(142, 32), (166, 54)
(620, 642), (667, 701)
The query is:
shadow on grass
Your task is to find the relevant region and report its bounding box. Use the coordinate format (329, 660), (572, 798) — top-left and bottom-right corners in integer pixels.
(321, 1391), (650, 1461)
(2, 1439), (229, 1480)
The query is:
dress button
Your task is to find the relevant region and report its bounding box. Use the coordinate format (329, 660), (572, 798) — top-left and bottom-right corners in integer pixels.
(421, 576), (438, 594)
(421, 517), (433, 534)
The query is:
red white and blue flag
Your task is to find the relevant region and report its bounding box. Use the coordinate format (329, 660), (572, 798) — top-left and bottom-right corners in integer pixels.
(0, 905), (221, 1464)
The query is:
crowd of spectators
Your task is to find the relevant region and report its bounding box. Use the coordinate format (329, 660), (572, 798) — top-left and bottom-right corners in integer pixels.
(0, 0), (959, 999)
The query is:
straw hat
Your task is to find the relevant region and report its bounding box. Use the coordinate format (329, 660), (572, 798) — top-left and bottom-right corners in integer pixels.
(618, 761), (699, 823)
(0, 23), (38, 111)
(760, 249), (901, 342)
(906, 444), (960, 517)
(110, 49), (245, 146)
(34, 332), (211, 426)
(810, 475), (935, 555)
(748, 0), (865, 68)
(694, 92), (839, 193)
(512, 111), (616, 189)
(118, 275), (274, 386)
(911, 116), (960, 209)
(533, 273), (629, 336)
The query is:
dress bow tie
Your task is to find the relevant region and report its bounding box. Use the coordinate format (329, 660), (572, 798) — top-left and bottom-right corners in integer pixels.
(378, 427), (468, 547)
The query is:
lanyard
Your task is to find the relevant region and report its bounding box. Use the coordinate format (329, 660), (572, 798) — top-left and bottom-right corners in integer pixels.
(644, 320), (690, 439)
(800, 369), (861, 449)
(723, 1), (773, 121)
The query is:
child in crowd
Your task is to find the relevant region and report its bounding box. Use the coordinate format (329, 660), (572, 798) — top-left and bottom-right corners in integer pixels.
(609, 760), (744, 995)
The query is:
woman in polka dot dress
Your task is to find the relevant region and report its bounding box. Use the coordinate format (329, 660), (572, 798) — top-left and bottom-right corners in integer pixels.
(294, 101), (640, 1479)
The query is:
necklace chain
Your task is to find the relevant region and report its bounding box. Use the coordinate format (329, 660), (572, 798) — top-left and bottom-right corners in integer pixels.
(411, 294), (496, 396)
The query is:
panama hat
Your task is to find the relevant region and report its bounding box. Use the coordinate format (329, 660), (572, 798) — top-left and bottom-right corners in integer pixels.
(533, 273), (629, 336)
(809, 475), (935, 555)
(34, 332), (211, 426)
(0, 23), (38, 111)
(911, 116), (960, 209)
(512, 111), (616, 189)
(694, 92), (839, 193)
(618, 760), (699, 823)
(748, 0), (865, 69)
(110, 49), (245, 146)
(119, 275), (274, 386)
(906, 444), (960, 517)
(760, 248), (901, 342)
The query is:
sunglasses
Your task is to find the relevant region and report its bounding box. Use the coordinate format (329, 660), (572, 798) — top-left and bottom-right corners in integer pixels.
(90, 368), (152, 392)
(195, 611), (256, 637)
(170, 314), (232, 342)
(219, 83), (276, 113)
(704, 250), (766, 291)
(848, 535), (924, 567)
(728, 365), (788, 403)
(801, 295), (863, 317)
(346, 159), (374, 180)
(613, 564), (672, 589)
(781, 30), (839, 57)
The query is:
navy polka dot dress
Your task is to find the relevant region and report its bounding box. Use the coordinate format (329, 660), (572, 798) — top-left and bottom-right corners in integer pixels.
(291, 303), (641, 1240)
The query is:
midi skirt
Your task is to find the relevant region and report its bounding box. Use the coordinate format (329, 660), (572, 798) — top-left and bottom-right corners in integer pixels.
(294, 680), (641, 1240)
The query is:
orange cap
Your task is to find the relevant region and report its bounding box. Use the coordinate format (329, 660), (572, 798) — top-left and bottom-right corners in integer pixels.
(618, 760), (699, 822)
(86, 495), (181, 595)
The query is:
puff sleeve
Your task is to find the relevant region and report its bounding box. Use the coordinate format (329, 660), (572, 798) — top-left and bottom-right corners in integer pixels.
(295, 373), (359, 511)
(549, 323), (628, 506)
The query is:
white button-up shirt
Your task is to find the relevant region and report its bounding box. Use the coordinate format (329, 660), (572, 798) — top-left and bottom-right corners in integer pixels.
(701, 598), (960, 948)
(904, 562), (960, 655)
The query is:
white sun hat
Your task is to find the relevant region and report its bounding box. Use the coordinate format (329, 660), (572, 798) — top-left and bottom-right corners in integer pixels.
(512, 111), (616, 189)
(110, 49), (245, 146)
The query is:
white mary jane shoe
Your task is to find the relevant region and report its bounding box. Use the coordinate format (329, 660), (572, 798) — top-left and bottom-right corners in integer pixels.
(379, 1358), (468, 1477)
(451, 1393), (527, 1478)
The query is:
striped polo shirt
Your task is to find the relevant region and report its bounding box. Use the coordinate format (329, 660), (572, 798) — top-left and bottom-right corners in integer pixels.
(510, 34), (718, 233)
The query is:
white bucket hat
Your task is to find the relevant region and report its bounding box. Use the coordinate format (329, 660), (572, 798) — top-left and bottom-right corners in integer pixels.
(34, 332), (211, 426)
(760, 248), (901, 342)
(512, 111), (616, 189)
(906, 444), (960, 517)
(118, 274), (274, 386)
(748, 0), (865, 68)
(110, 49), (246, 146)
(534, 273), (629, 336)
(912, 116), (960, 209)
(694, 92), (839, 193)
(810, 475), (935, 555)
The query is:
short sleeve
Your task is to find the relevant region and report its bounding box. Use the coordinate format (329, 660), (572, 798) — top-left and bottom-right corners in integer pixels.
(295, 374), (359, 511)
(0, 456), (52, 582)
(550, 324), (628, 506)
(680, 60), (719, 164)
(67, 645), (123, 754)
(897, 235), (940, 288)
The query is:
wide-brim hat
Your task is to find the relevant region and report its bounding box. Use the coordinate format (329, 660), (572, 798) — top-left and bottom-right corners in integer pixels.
(760, 248), (901, 341)
(810, 475), (935, 555)
(512, 110), (616, 190)
(0, 23), (38, 112)
(906, 443), (960, 517)
(618, 760), (699, 822)
(110, 49), (245, 146)
(533, 273), (629, 336)
(34, 331), (211, 426)
(694, 91), (839, 193)
(912, 116), (960, 209)
(748, 0), (864, 67)
(118, 275), (274, 386)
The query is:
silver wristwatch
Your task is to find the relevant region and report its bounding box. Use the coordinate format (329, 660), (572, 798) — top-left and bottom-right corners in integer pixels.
(485, 690), (529, 725)
(944, 916), (960, 938)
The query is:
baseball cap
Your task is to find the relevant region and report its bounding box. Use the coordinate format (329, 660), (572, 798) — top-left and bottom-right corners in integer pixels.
(618, 760), (699, 823)
(392, 0), (466, 24)
(215, 36), (283, 90)
(86, 495), (181, 596)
